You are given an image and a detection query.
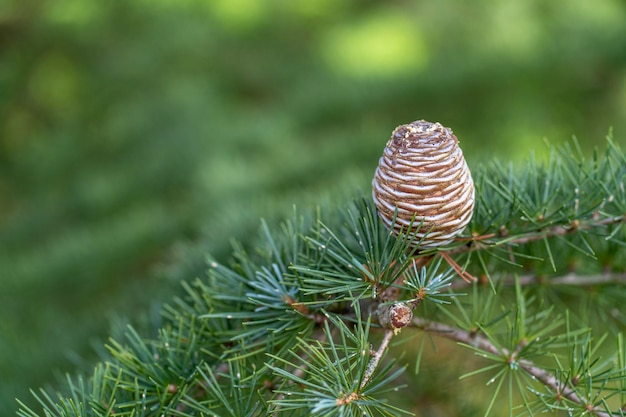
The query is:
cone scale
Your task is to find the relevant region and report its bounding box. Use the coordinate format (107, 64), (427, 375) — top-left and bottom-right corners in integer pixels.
(372, 120), (475, 248)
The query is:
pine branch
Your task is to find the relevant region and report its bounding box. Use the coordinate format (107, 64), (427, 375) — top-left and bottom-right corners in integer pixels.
(447, 214), (626, 256)
(17, 138), (626, 417)
(411, 317), (616, 416)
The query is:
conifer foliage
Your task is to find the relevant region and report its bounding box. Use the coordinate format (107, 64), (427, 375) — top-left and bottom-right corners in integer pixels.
(18, 138), (626, 416)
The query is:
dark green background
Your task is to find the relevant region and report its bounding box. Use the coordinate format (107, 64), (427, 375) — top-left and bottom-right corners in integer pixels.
(1, 0), (625, 414)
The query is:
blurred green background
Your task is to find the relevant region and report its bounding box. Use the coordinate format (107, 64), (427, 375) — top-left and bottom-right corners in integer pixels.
(1, 0), (625, 414)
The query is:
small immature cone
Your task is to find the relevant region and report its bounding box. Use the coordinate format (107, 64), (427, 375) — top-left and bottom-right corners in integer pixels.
(377, 302), (414, 331)
(372, 120), (475, 248)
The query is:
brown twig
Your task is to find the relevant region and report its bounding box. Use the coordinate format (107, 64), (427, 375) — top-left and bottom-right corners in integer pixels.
(440, 250), (476, 283)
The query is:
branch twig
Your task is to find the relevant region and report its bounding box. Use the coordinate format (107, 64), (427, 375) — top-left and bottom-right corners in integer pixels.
(411, 317), (613, 416)
(451, 272), (626, 290)
(449, 214), (626, 256)
(361, 329), (394, 389)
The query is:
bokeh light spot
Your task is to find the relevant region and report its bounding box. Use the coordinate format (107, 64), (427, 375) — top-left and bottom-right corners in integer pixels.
(27, 52), (81, 120)
(319, 12), (429, 78)
(207, 0), (267, 31)
(43, 0), (101, 26)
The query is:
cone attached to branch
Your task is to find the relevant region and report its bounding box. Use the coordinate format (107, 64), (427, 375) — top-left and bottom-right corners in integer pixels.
(372, 120), (475, 248)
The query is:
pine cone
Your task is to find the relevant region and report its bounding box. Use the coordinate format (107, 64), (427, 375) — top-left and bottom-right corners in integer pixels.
(372, 120), (475, 248)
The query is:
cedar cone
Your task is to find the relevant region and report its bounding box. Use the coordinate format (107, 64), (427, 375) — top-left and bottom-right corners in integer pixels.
(372, 120), (475, 248)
